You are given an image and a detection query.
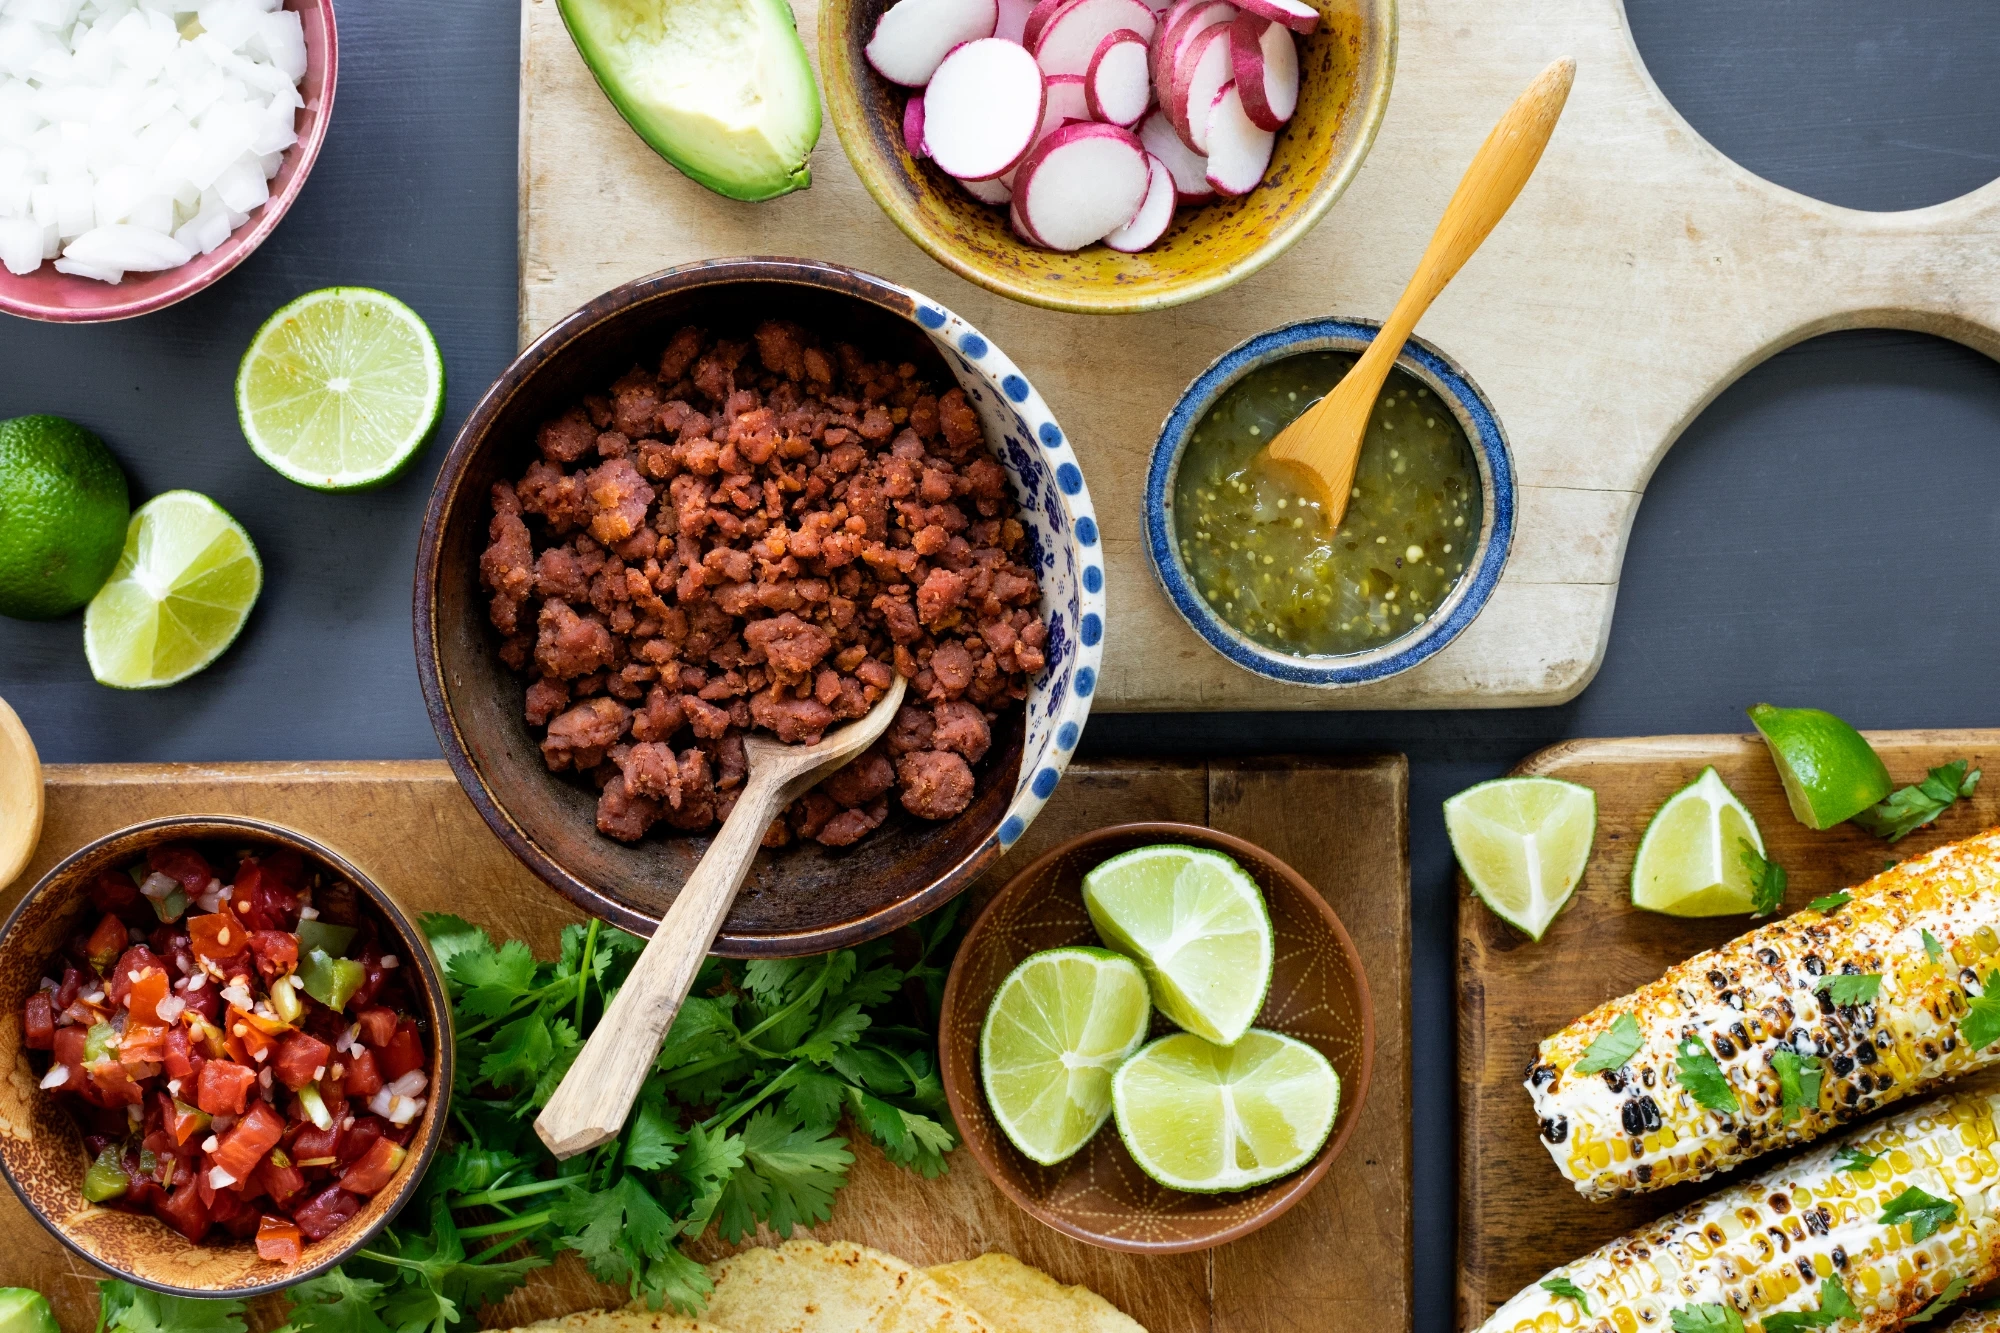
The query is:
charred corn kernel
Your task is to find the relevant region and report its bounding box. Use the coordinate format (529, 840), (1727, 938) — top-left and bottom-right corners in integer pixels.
(1476, 1091), (2000, 1333)
(1528, 829), (2000, 1199)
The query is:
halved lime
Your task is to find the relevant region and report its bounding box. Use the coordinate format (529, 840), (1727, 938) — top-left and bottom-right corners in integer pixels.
(83, 492), (262, 689)
(1111, 1029), (1338, 1192)
(1748, 704), (1893, 830)
(236, 287), (445, 491)
(1630, 767), (1765, 916)
(1081, 845), (1273, 1045)
(980, 947), (1151, 1166)
(1444, 777), (1596, 940)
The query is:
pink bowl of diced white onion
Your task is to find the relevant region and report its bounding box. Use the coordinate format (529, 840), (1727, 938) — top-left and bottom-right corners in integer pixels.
(0, 0), (335, 324)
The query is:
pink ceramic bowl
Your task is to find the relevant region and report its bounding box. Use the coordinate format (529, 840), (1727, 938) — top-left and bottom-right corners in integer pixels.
(0, 0), (338, 324)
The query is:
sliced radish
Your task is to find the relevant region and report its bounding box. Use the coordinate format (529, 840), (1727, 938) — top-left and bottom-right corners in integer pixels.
(1014, 121), (1152, 249)
(1022, 0), (1073, 47)
(866, 0), (1000, 86)
(1229, 13), (1297, 129)
(1139, 107), (1213, 201)
(959, 174), (1013, 204)
(996, 0), (1037, 41)
(1203, 80), (1274, 194)
(1000, 74), (1089, 187)
(904, 95), (929, 157)
(1104, 152), (1176, 250)
(1234, 0), (1318, 33)
(1151, 0), (1235, 102)
(1169, 20), (1233, 152)
(925, 38), (1047, 179)
(1085, 29), (1152, 125)
(1009, 195), (1046, 245)
(1032, 0), (1156, 76)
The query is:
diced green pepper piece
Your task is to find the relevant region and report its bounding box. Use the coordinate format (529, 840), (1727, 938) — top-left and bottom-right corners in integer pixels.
(82, 1022), (118, 1067)
(0, 1288), (59, 1333)
(81, 1147), (128, 1202)
(148, 887), (188, 924)
(296, 1083), (333, 1131)
(297, 921), (357, 958)
(297, 949), (365, 1013)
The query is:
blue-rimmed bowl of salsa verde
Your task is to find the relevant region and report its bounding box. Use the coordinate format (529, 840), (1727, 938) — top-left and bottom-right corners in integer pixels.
(1144, 317), (1515, 688)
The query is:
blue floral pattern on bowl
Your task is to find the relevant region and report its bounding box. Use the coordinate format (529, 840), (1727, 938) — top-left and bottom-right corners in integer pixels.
(1144, 318), (1516, 687)
(910, 291), (1104, 848)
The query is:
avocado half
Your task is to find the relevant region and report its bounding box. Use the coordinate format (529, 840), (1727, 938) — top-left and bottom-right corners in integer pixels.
(558, 0), (821, 203)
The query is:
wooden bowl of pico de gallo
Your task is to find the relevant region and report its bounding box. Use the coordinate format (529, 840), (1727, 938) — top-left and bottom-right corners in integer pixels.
(0, 816), (450, 1297)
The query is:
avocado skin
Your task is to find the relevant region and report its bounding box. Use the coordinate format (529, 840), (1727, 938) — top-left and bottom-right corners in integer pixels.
(559, 0), (822, 203)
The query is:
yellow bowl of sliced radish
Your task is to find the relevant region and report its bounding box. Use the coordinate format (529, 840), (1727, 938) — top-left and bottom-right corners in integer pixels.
(823, 0), (1394, 313)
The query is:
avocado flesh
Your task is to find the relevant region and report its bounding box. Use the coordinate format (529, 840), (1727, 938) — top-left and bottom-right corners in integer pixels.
(560, 0), (821, 202)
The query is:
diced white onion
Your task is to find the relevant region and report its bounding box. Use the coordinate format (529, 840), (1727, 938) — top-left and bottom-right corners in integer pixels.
(185, 974), (206, 991)
(386, 1071), (427, 1099)
(379, 955), (399, 969)
(201, 1135), (220, 1152)
(220, 983), (253, 1011)
(388, 1096), (424, 1126)
(297, 905), (318, 921)
(39, 1065), (68, 1089)
(207, 1166), (237, 1189)
(154, 995), (186, 1024)
(366, 1088), (393, 1118)
(139, 871), (180, 900)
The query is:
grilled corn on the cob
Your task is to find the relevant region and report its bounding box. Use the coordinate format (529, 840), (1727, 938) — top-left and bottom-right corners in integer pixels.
(1480, 1090), (2000, 1333)
(1527, 828), (2000, 1200)
(1938, 1300), (2000, 1331)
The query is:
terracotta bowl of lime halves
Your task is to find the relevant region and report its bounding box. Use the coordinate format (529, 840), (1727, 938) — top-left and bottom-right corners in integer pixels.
(0, 816), (451, 1297)
(938, 821), (1371, 1251)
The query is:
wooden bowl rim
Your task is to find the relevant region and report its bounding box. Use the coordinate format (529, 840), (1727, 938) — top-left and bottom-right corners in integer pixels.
(937, 819), (1374, 1253)
(0, 814), (454, 1296)
(415, 256), (1032, 957)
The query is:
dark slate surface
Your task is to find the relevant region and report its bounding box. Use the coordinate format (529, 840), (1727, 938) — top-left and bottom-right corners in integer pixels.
(3, 1), (1998, 1326)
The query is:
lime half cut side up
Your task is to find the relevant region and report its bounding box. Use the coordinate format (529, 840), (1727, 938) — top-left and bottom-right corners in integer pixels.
(1081, 844), (1274, 1045)
(980, 946), (1152, 1166)
(1444, 776), (1597, 941)
(1111, 1029), (1339, 1193)
(1630, 766), (1766, 917)
(237, 287), (446, 491)
(1748, 703), (1894, 830)
(84, 491), (262, 689)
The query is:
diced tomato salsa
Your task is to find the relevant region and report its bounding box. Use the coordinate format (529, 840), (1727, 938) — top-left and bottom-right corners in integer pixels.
(27, 840), (430, 1262)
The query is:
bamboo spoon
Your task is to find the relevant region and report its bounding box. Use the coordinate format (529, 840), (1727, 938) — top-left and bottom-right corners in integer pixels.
(1264, 57), (1577, 528)
(536, 674), (909, 1158)
(0, 696), (43, 892)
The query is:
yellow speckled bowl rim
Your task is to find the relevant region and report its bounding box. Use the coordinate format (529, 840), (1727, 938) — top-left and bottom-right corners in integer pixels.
(822, 0), (1398, 315)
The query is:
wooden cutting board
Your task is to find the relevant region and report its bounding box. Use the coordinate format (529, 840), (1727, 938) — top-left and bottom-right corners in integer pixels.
(518, 0), (2000, 713)
(1457, 729), (2000, 1327)
(1, 757), (1410, 1333)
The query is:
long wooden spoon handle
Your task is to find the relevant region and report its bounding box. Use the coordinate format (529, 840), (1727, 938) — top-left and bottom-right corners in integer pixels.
(534, 771), (792, 1159)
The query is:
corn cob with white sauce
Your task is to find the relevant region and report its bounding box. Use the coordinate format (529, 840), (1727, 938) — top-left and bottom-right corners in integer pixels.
(1526, 828), (2000, 1200)
(1937, 1300), (2000, 1332)
(1479, 1089), (2000, 1333)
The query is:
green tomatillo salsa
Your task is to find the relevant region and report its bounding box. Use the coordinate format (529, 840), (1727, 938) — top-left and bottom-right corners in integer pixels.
(1170, 351), (1482, 657)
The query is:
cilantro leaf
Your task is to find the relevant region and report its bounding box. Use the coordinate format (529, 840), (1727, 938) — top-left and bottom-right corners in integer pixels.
(1670, 1303), (1744, 1333)
(416, 914), (490, 976)
(477, 1011), (553, 1090)
(1880, 1185), (1959, 1240)
(1540, 1277), (1590, 1314)
(1808, 891), (1851, 914)
(1676, 1036), (1739, 1114)
(1574, 1014), (1641, 1075)
(719, 1106), (851, 1239)
(1852, 761), (1981, 842)
(1740, 840), (1787, 916)
(1964, 970), (2000, 1052)
(96, 1282), (246, 1333)
(624, 1097), (685, 1172)
(276, 1271), (391, 1333)
(1907, 1277), (1969, 1324)
(1770, 1048), (1823, 1123)
(1835, 1144), (1880, 1173)
(1762, 1277), (1858, 1333)
(1814, 972), (1882, 1007)
(1924, 929), (1944, 963)
(552, 1173), (677, 1290)
(453, 938), (537, 1020)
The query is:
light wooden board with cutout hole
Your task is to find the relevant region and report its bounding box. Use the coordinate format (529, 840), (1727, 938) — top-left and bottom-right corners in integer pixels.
(519, 0), (2000, 710)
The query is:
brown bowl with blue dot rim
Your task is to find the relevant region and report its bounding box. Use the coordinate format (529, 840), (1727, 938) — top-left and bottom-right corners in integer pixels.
(937, 820), (1372, 1251)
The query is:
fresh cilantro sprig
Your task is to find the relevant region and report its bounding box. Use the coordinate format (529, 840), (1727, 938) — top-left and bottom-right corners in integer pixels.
(1852, 760), (1982, 843)
(1907, 1277), (1969, 1324)
(1540, 1277), (1591, 1314)
(1923, 929), (1945, 963)
(1669, 1303), (1744, 1333)
(1574, 1014), (1641, 1075)
(96, 1282), (246, 1333)
(1739, 840), (1786, 916)
(1880, 1185), (1959, 1241)
(1962, 969), (2000, 1051)
(1676, 1036), (1739, 1115)
(1814, 972), (1882, 1007)
(1834, 1144), (1880, 1173)
(1807, 891), (1851, 915)
(1761, 1277), (1857, 1333)
(1770, 1048), (1823, 1123)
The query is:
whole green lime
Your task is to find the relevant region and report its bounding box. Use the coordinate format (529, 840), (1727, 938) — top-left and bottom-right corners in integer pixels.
(0, 415), (129, 620)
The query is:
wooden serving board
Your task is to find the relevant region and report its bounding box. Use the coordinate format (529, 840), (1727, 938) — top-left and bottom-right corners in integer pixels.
(2, 757), (1410, 1333)
(519, 0), (2000, 712)
(1457, 729), (2000, 1327)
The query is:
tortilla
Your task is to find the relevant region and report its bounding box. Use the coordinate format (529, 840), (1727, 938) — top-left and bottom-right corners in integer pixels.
(924, 1253), (1147, 1333)
(702, 1238), (990, 1333)
(506, 1307), (730, 1333)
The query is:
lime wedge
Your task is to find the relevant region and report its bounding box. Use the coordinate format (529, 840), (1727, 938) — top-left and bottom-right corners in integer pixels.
(1081, 844), (1273, 1045)
(1748, 703), (1893, 830)
(1630, 766), (1766, 916)
(236, 287), (445, 491)
(83, 491), (262, 689)
(1444, 777), (1597, 940)
(980, 946), (1151, 1166)
(1111, 1029), (1338, 1192)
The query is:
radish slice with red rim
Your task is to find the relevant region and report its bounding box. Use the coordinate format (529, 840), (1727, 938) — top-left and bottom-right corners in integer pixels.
(1151, 0), (1234, 103)
(1170, 20), (1232, 152)
(1104, 152), (1176, 250)
(959, 174), (1013, 204)
(1202, 79), (1273, 194)
(1138, 107), (1213, 202)
(1031, 0), (1156, 76)
(996, 0), (1037, 42)
(1001, 74), (1087, 188)
(1085, 29), (1152, 125)
(866, 0), (1000, 85)
(1022, 0), (1073, 48)
(1229, 12), (1297, 129)
(904, 95), (929, 157)
(1233, 0), (1318, 32)
(925, 38), (1047, 179)
(1014, 120), (1152, 249)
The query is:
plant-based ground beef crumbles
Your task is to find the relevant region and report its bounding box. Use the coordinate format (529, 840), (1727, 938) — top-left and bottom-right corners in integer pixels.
(478, 320), (1046, 849)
